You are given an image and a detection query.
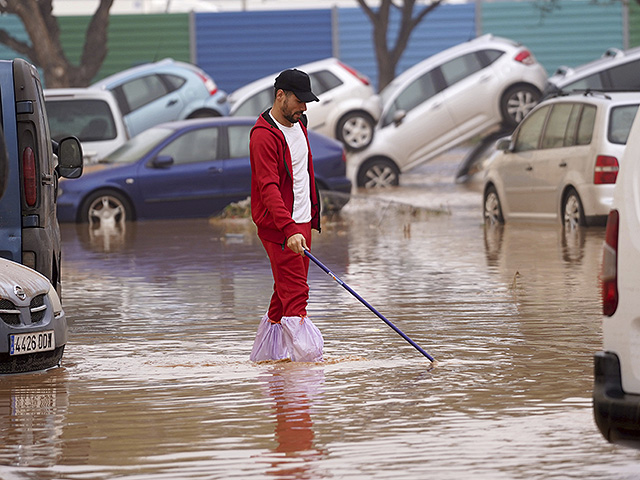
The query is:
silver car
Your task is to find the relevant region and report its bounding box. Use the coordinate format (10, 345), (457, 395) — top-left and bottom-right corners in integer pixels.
(348, 34), (548, 188)
(229, 58), (381, 151)
(0, 258), (67, 374)
(482, 91), (640, 227)
(544, 46), (640, 98)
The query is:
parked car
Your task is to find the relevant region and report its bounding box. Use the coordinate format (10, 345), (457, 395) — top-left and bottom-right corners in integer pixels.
(348, 34), (548, 188)
(544, 45), (640, 98)
(595, 108), (640, 449)
(0, 58), (83, 295)
(45, 88), (129, 164)
(481, 91), (640, 227)
(228, 58), (381, 151)
(56, 117), (352, 225)
(0, 257), (67, 374)
(90, 58), (230, 138)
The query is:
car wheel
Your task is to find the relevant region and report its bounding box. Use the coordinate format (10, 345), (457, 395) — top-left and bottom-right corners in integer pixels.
(80, 190), (133, 227)
(336, 111), (375, 151)
(563, 188), (585, 229)
(188, 109), (221, 118)
(483, 185), (505, 224)
(357, 158), (400, 188)
(500, 84), (541, 127)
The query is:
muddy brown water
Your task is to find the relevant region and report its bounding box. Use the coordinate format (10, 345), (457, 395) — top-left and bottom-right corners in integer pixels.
(1, 157), (639, 479)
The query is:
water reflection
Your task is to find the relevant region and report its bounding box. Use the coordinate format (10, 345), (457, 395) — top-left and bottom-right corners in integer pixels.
(260, 364), (326, 479)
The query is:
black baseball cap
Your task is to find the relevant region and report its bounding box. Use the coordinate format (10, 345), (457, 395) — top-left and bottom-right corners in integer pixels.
(274, 69), (319, 103)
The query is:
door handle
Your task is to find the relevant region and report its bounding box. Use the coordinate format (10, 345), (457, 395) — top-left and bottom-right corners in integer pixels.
(559, 162), (567, 168)
(167, 98), (178, 107)
(209, 166), (223, 174)
(525, 166), (533, 171)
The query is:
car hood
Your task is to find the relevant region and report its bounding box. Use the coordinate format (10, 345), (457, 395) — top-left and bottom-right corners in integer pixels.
(0, 259), (51, 303)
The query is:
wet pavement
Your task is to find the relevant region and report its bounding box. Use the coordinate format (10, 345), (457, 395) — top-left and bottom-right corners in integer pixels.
(1, 152), (640, 479)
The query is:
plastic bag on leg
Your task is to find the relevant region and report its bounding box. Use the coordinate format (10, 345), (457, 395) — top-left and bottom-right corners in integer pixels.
(281, 316), (324, 362)
(250, 314), (290, 361)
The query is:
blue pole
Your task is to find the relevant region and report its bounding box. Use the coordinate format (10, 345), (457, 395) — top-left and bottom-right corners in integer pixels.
(305, 250), (435, 363)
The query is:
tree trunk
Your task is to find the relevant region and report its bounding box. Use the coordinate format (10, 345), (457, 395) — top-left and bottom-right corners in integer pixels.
(0, 0), (114, 87)
(357, 0), (443, 92)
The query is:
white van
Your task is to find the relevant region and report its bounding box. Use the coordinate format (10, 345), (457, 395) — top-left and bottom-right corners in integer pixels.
(45, 88), (129, 164)
(594, 108), (640, 448)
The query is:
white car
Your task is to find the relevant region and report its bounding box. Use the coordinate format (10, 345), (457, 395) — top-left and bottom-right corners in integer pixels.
(228, 58), (381, 151)
(45, 88), (130, 164)
(595, 101), (640, 449)
(348, 34), (548, 188)
(482, 91), (640, 227)
(0, 258), (67, 374)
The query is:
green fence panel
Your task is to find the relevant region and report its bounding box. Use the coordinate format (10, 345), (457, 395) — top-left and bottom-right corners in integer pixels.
(481, 0), (624, 76)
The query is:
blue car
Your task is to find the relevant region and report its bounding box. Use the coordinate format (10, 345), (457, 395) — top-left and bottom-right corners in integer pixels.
(57, 117), (352, 224)
(91, 58), (230, 138)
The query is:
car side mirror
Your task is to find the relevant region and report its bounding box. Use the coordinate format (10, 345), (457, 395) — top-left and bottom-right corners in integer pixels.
(393, 110), (406, 126)
(56, 136), (83, 179)
(152, 155), (174, 168)
(496, 137), (512, 152)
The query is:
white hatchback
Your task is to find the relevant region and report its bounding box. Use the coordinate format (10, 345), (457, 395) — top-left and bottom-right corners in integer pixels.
(228, 58), (381, 151)
(482, 91), (640, 227)
(348, 34), (548, 188)
(595, 102), (640, 449)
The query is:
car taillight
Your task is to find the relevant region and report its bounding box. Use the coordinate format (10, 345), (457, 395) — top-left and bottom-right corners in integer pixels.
(338, 61), (371, 86)
(594, 155), (619, 184)
(514, 50), (535, 66)
(602, 209), (619, 316)
(197, 72), (218, 96)
(22, 147), (37, 207)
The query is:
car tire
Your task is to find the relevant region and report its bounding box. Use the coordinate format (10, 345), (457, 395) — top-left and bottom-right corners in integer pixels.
(336, 111), (375, 151)
(80, 190), (133, 226)
(188, 109), (221, 118)
(357, 158), (400, 188)
(563, 188), (586, 229)
(500, 84), (541, 128)
(483, 185), (505, 224)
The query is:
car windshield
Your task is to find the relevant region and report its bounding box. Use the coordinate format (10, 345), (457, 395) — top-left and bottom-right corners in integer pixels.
(46, 99), (118, 142)
(101, 127), (174, 164)
(608, 104), (639, 144)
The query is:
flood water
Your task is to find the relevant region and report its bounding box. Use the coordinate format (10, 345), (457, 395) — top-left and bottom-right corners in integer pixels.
(1, 156), (640, 479)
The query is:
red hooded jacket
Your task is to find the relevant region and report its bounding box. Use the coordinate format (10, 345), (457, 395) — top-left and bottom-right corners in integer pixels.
(250, 110), (321, 244)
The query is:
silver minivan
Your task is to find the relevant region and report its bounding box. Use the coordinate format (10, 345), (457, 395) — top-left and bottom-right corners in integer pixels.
(482, 91), (640, 227)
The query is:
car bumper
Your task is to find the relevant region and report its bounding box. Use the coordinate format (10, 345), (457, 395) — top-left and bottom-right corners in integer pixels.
(593, 351), (640, 448)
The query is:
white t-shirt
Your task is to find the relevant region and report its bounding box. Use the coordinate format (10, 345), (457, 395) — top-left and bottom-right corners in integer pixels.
(271, 114), (311, 224)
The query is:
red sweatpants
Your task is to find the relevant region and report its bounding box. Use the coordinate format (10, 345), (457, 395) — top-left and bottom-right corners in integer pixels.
(261, 223), (312, 322)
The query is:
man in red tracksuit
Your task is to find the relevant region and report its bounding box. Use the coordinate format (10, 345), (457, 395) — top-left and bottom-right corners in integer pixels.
(249, 69), (324, 362)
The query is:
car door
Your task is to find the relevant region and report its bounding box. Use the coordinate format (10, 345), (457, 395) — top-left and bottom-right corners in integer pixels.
(137, 126), (226, 218)
(379, 68), (459, 167)
(439, 50), (497, 132)
(498, 105), (550, 216)
(115, 74), (185, 137)
(530, 103), (592, 219)
(223, 123), (253, 204)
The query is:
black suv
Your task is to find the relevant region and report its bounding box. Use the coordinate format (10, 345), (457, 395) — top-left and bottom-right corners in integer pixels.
(0, 58), (83, 294)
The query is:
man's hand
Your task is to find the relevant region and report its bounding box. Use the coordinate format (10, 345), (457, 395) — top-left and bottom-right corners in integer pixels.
(287, 233), (308, 255)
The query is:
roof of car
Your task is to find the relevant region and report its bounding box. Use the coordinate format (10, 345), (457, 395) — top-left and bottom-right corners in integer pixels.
(548, 45), (640, 84)
(544, 90), (640, 105)
(90, 58), (199, 88)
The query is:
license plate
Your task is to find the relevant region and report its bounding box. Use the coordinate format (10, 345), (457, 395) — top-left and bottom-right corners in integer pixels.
(9, 331), (55, 356)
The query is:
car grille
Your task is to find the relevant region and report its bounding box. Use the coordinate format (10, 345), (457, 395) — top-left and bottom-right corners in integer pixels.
(0, 295), (48, 326)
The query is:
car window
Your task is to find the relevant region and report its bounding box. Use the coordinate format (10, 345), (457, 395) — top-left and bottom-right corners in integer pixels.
(160, 127), (220, 165)
(440, 53), (484, 86)
(564, 73), (604, 92)
(514, 105), (550, 151)
(576, 105), (596, 145)
(563, 103), (583, 146)
(477, 49), (504, 67)
(109, 127), (173, 164)
(228, 125), (252, 158)
(541, 103), (574, 149)
(234, 87), (272, 117)
(309, 70), (342, 95)
(46, 99), (118, 142)
(119, 74), (168, 112)
(161, 74), (187, 92)
(382, 70), (439, 126)
(608, 104), (639, 144)
(606, 60), (640, 90)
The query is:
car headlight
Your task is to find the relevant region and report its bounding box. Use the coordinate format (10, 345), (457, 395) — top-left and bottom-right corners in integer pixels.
(47, 284), (63, 317)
